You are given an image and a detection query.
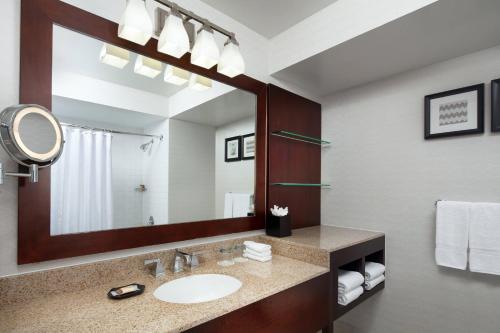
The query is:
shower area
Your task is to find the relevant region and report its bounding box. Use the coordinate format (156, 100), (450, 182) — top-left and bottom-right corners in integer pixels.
(50, 112), (169, 235)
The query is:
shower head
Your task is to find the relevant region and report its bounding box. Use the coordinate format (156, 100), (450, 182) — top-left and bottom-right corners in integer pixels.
(139, 139), (154, 152)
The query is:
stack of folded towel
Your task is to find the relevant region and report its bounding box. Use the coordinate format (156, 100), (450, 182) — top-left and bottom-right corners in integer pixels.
(338, 270), (364, 306)
(364, 262), (386, 290)
(243, 241), (272, 262)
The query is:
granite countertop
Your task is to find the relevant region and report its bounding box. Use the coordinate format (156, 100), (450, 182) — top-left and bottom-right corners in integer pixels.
(0, 255), (328, 333)
(262, 225), (384, 253)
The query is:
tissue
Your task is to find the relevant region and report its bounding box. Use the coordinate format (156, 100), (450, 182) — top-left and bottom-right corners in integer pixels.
(270, 205), (288, 217)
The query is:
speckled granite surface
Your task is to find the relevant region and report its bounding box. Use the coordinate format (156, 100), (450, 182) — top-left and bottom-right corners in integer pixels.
(0, 255), (327, 333)
(261, 225), (384, 253)
(0, 225), (384, 332)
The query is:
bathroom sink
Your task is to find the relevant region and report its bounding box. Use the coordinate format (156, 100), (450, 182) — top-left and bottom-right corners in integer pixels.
(153, 274), (242, 304)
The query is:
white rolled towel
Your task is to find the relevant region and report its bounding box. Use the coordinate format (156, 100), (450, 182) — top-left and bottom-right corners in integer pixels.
(338, 286), (363, 306)
(244, 247), (271, 258)
(244, 241), (271, 253)
(338, 270), (364, 294)
(365, 262), (385, 280)
(243, 251), (272, 262)
(365, 274), (385, 290)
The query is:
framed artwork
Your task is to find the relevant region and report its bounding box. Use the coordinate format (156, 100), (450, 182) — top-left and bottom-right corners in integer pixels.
(241, 133), (255, 160)
(424, 84), (484, 139)
(225, 136), (241, 162)
(491, 79), (500, 132)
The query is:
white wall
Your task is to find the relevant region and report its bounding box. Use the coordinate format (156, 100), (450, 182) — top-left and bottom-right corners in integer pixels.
(215, 117), (255, 218)
(168, 119), (215, 223)
(322, 46), (500, 333)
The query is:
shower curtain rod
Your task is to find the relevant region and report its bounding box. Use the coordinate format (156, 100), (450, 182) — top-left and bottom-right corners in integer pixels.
(60, 123), (164, 140)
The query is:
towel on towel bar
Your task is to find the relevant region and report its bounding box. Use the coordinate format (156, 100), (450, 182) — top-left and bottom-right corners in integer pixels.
(338, 286), (363, 306)
(338, 270), (364, 294)
(469, 203), (500, 275)
(365, 262), (385, 280)
(365, 274), (385, 290)
(435, 201), (470, 270)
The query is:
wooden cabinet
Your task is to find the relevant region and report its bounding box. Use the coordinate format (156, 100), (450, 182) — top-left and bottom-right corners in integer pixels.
(186, 272), (330, 333)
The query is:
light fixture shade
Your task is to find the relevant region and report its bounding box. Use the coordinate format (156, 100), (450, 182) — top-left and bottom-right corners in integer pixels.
(191, 28), (220, 69)
(188, 74), (212, 91)
(99, 43), (130, 69)
(217, 42), (245, 78)
(118, 0), (153, 46)
(134, 55), (162, 78)
(164, 65), (190, 85)
(158, 13), (190, 58)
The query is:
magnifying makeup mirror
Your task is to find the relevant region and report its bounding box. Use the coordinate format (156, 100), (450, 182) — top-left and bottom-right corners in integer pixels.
(0, 104), (64, 183)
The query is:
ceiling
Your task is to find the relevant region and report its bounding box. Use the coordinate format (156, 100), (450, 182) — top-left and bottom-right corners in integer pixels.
(200, 0), (337, 38)
(53, 96), (166, 130)
(272, 0), (500, 97)
(53, 25), (183, 97)
(172, 89), (256, 127)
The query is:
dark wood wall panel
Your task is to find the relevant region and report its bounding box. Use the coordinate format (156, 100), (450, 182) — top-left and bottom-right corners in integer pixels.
(267, 84), (322, 229)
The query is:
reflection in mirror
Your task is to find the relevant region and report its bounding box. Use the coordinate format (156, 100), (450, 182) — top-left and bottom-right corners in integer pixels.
(50, 25), (256, 235)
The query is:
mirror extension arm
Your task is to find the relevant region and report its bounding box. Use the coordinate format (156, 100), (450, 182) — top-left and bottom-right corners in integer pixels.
(0, 163), (38, 184)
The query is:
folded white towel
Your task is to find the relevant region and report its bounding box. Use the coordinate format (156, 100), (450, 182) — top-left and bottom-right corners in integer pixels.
(244, 247), (271, 258)
(469, 203), (500, 275)
(244, 241), (271, 253)
(243, 251), (272, 262)
(365, 274), (385, 290)
(338, 286), (363, 306)
(365, 262), (385, 280)
(338, 270), (364, 294)
(435, 201), (470, 270)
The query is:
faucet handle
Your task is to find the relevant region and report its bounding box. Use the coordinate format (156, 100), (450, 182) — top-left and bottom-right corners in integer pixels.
(144, 258), (165, 278)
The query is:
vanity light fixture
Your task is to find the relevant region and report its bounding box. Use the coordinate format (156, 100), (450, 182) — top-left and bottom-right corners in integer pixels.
(99, 43), (130, 69)
(164, 65), (190, 85)
(134, 55), (163, 78)
(188, 74), (212, 91)
(157, 5), (190, 58)
(217, 35), (245, 78)
(118, 0), (153, 46)
(191, 23), (220, 69)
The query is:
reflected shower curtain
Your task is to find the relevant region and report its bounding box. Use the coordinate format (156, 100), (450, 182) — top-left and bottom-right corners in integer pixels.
(51, 126), (113, 235)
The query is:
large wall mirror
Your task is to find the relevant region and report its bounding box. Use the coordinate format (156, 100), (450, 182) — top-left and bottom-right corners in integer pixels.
(18, 0), (266, 263)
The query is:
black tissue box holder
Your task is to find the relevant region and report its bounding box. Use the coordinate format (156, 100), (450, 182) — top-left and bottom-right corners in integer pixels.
(266, 215), (291, 238)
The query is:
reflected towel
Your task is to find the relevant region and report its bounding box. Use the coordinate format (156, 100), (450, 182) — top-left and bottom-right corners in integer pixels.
(469, 203), (500, 275)
(365, 262), (385, 280)
(435, 201), (470, 270)
(365, 274), (385, 290)
(338, 270), (364, 294)
(338, 286), (363, 306)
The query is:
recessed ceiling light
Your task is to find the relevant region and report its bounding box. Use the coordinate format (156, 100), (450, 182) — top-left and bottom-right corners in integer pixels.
(134, 55), (162, 78)
(189, 74), (212, 91)
(99, 43), (130, 69)
(164, 65), (190, 85)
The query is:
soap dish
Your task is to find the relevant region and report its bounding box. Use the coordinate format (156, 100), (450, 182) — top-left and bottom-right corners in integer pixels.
(107, 283), (145, 300)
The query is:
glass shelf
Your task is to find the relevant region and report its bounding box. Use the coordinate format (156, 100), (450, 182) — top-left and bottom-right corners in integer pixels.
(271, 183), (331, 188)
(271, 130), (330, 146)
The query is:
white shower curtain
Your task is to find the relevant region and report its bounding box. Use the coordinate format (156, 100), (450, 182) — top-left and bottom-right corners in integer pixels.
(51, 126), (113, 235)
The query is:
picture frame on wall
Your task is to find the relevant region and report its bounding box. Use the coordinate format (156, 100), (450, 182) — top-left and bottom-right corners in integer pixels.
(491, 79), (500, 132)
(225, 136), (241, 162)
(424, 84), (484, 139)
(241, 133), (255, 160)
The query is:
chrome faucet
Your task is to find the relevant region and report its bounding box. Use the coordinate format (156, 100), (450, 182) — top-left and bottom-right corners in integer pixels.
(144, 258), (166, 278)
(172, 249), (201, 273)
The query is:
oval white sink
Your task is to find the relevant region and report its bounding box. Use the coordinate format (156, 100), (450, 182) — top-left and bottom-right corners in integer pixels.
(153, 274), (242, 304)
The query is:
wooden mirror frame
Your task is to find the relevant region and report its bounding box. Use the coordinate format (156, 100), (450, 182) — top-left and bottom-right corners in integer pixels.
(18, 0), (267, 264)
